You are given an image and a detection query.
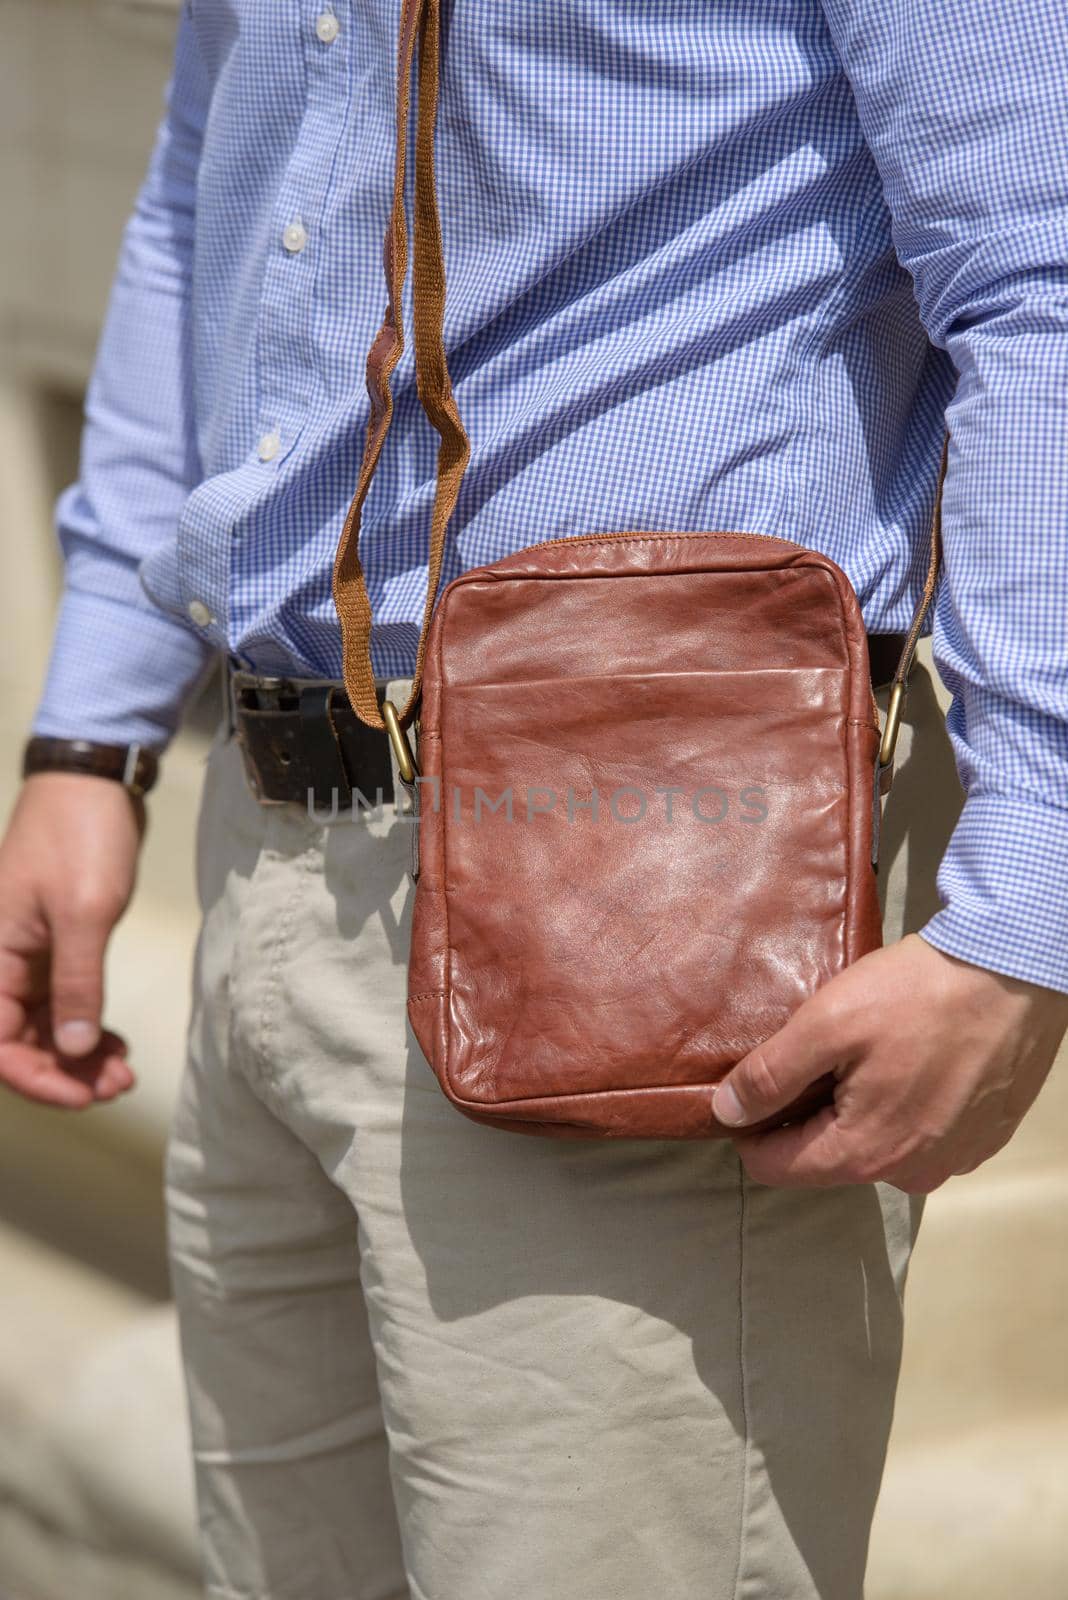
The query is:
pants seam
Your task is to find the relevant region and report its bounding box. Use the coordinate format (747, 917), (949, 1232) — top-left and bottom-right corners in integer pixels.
(730, 1156), (753, 1600)
(249, 836), (315, 1096)
(205, 1584), (408, 1600)
(205, 1588), (370, 1600)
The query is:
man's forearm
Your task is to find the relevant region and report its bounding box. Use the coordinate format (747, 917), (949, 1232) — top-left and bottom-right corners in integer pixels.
(34, 11), (213, 750)
(820, 0), (1068, 992)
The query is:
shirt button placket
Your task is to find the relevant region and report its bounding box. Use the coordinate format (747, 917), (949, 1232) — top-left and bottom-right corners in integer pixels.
(253, 8), (346, 486)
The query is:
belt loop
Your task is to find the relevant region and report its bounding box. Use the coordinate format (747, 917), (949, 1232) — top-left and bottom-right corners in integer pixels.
(223, 656), (238, 738)
(298, 685), (354, 812)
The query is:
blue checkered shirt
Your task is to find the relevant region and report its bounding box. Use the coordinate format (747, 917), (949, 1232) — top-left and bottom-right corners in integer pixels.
(35, 1), (1068, 992)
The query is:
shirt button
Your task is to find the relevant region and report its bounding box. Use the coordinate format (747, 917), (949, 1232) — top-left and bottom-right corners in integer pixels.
(257, 430), (282, 462)
(187, 599), (212, 628)
(282, 219), (307, 255)
(315, 11), (340, 43)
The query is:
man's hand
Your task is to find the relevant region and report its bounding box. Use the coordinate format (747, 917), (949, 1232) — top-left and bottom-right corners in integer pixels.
(712, 935), (1068, 1193)
(0, 773), (144, 1108)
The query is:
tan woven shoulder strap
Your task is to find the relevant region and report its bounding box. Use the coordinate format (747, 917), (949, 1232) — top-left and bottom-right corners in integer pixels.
(332, 0), (944, 755)
(332, 0), (469, 734)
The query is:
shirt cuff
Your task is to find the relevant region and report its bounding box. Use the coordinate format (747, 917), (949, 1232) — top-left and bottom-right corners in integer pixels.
(920, 791), (1068, 996)
(32, 583), (213, 751)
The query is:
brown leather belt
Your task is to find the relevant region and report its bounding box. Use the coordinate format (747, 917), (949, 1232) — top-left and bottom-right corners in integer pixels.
(231, 671), (396, 809)
(231, 632), (906, 808)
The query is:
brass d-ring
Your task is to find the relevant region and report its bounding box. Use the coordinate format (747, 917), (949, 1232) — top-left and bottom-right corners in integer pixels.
(382, 699), (418, 785)
(879, 681), (906, 771)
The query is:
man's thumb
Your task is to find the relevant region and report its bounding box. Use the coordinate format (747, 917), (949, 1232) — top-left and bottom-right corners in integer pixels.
(50, 910), (108, 1057)
(712, 1009), (832, 1128)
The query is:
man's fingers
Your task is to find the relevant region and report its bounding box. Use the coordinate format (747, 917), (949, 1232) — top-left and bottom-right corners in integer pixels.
(0, 992), (26, 1043)
(0, 1040), (96, 1107)
(735, 1110), (957, 1193)
(712, 995), (859, 1129)
(50, 908), (110, 1057)
(0, 1028), (133, 1108)
(83, 1040), (135, 1098)
(732, 1105), (855, 1188)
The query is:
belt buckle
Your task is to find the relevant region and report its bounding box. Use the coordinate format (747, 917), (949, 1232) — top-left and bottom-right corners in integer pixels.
(228, 673), (279, 805)
(229, 671), (354, 810)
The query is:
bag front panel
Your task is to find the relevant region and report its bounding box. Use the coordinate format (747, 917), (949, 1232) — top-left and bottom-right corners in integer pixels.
(408, 537), (881, 1127)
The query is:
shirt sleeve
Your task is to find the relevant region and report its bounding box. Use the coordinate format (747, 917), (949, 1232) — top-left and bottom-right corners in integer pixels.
(820, 0), (1068, 994)
(32, 9), (213, 752)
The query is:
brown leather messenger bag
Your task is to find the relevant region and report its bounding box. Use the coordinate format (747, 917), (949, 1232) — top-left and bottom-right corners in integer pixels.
(332, 0), (943, 1139)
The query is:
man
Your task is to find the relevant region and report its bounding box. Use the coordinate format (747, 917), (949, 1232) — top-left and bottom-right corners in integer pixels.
(2, 1), (1066, 1595)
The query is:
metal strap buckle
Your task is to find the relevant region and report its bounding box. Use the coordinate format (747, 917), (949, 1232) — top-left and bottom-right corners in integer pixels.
(878, 680), (906, 774)
(382, 700), (418, 785)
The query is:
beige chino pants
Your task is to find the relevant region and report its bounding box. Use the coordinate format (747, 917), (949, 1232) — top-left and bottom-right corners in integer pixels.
(165, 660), (962, 1600)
